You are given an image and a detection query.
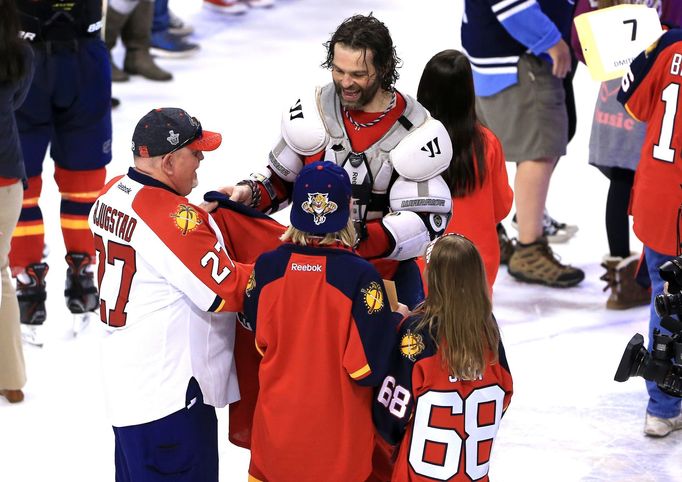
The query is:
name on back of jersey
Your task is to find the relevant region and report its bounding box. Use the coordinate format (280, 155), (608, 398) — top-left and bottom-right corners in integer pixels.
(92, 200), (138, 241)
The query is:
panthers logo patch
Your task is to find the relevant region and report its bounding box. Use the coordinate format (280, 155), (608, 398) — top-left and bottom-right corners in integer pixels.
(301, 192), (337, 226)
(170, 204), (202, 235)
(361, 281), (384, 314)
(245, 271), (256, 298)
(400, 330), (425, 361)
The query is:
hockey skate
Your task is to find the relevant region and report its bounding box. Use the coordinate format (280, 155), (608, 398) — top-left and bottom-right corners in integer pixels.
(16, 263), (49, 347)
(64, 253), (99, 336)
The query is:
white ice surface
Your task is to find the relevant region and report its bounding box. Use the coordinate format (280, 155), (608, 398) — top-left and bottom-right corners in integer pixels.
(3, 1), (680, 481)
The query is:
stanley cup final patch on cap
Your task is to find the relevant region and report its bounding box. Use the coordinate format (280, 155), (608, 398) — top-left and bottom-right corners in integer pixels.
(167, 130), (181, 147)
(301, 192), (338, 226)
(170, 204), (203, 235)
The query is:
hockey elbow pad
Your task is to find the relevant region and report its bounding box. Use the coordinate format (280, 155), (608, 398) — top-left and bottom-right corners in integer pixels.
(381, 210), (431, 261)
(389, 175), (452, 215)
(268, 139), (304, 183)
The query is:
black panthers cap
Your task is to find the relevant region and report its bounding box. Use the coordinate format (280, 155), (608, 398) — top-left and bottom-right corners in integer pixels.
(131, 107), (222, 157)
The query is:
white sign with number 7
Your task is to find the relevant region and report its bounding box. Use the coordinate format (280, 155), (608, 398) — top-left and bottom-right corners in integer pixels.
(574, 4), (663, 81)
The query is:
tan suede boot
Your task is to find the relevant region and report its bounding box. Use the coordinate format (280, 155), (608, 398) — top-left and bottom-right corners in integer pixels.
(600, 254), (650, 310)
(122, 2), (172, 81)
(508, 237), (585, 288)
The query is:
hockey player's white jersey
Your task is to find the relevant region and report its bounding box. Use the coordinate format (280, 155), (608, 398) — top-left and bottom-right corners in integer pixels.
(89, 168), (251, 427)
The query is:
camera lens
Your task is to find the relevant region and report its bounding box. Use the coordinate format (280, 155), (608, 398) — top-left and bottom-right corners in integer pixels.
(655, 294), (670, 318)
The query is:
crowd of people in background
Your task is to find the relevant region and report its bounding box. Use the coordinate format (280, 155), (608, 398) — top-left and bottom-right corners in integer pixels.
(2, 0), (682, 480)
(107, 0), (281, 84)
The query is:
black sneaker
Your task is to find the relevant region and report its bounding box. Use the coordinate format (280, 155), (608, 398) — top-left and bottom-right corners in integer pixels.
(16, 263), (49, 325)
(64, 253), (99, 314)
(511, 210), (578, 243)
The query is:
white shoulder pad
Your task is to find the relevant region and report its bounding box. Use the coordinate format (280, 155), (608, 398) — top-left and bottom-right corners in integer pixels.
(389, 175), (452, 214)
(281, 89), (330, 156)
(268, 137), (304, 182)
(390, 117), (452, 181)
(381, 210), (431, 261)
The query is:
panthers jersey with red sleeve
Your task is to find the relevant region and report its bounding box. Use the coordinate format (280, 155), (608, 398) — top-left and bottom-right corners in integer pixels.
(373, 315), (513, 482)
(89, 168), (252, 427)
(618, 29), (682, 256)
(243, 242), (402, 482)
(202, 193), (287, 449)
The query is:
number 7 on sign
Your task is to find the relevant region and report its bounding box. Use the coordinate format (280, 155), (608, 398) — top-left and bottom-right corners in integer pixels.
(623, 18), (637, 41)
(574, 4), (663, 81)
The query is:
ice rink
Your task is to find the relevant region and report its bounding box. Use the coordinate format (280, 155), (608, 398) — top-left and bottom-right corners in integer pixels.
(2, 1), (681, 480)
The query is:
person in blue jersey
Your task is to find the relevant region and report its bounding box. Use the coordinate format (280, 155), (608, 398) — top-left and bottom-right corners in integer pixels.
(462, 0), (584, 288)
(242, 161), (408, 482)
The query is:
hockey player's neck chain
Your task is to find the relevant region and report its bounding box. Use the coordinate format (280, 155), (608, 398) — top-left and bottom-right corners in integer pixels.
(343, 92), (396, 131)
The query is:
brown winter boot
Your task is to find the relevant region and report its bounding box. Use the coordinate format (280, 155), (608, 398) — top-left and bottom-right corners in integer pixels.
(0, 389), (24, 403)
(122, 1), (172, 81)
(600, 254), (650, 310)
(104, 7), (130, 82)
(508, 237), (584, 287)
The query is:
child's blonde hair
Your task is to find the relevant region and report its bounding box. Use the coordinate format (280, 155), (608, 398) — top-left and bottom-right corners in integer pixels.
(280, 217), (357, 248)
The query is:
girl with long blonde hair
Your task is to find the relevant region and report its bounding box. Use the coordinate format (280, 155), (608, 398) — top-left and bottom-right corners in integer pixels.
(373, 234), (513, 481)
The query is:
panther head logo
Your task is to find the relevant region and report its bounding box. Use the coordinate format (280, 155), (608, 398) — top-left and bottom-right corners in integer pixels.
(301, 192), (338, 226)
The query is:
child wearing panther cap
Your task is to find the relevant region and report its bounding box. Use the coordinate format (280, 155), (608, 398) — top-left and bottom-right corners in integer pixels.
(242, 160), (408, 482)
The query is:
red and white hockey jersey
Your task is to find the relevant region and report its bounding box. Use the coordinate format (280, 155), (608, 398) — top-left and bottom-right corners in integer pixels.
(373, 315), (513, 482)
(89, 168), (252, 427)
(618, 29), (682, 255)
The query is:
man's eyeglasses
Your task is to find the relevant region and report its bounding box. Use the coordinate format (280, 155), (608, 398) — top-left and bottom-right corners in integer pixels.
(168, 117), (203, 155)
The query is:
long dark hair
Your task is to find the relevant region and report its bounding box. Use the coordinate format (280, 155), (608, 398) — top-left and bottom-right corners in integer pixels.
(322, 13), (401, 92)
(0, 0), (26, 84)
(417, 50), (486, 197)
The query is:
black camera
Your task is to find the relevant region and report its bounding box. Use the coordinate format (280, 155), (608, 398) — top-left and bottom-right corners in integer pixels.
(614, 255), (682, 397)
(654, 256), (682, 318)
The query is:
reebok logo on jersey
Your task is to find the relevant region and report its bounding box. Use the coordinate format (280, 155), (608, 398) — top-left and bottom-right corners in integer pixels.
(290, 263), (323, 272)
(117, 182), (131, 194)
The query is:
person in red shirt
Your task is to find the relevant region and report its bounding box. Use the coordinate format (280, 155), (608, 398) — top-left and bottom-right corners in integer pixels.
(416, 49), (513, 294)
(242, 161), (408, 482)
(618, 28), (682, 437)
(373, 233), (513, 481)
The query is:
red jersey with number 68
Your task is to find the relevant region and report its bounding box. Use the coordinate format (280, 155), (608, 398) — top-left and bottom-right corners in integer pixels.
(89, 168), (252, 428)
(373, 315), (513, 482)
(618, 29), (682, 256)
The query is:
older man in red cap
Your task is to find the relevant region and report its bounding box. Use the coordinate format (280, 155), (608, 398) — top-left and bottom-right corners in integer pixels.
(89, 107), (253, 482)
